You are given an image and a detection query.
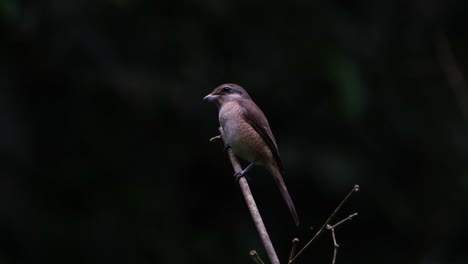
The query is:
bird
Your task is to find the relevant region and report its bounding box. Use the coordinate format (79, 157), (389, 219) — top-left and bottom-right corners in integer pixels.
(203, 83), (299, 226)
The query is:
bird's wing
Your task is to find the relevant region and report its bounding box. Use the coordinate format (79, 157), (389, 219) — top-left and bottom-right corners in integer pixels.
(239, 99), (284, 171)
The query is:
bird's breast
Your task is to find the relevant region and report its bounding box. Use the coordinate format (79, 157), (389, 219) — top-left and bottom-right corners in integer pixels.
(218, 102), (267, 163)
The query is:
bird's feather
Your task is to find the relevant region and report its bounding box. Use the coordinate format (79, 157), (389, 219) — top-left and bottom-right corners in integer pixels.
(238, 99), (284, 171)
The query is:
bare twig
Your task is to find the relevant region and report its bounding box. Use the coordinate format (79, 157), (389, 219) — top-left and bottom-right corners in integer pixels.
(288, 238), (300, 262)
(329, 227), (338, 264)
(326, 213), (358, 264)
(434, 29), (468, 121)
(289, 185), (359, 263)
(329, 213), (358, 230)
(249, 250), (266, 264)
(218, 127), (280, 264)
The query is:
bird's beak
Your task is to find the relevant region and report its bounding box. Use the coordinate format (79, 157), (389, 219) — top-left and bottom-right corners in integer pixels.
(203, 94), (216, 102)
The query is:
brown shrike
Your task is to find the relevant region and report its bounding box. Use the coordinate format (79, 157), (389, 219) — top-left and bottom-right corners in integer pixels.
(204, 83), (299, 226)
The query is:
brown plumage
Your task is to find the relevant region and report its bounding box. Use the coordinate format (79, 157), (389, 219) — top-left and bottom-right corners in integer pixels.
(204, 83), (299, 226)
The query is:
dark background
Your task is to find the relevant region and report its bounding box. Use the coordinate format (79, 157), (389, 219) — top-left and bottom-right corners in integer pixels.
(1, 0), (468, 263)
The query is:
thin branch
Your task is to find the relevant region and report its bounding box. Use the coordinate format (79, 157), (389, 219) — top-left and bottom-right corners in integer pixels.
(289, 185), (360, 263)
(329, 213), (358, 229)
(288, 238), (300, 262)
(249, 250), (266, 264)
(329, 228), (338, 264)
(434, 29), (468, 122)
(326, 213), (357, 264)
(218, 127), (280, 264)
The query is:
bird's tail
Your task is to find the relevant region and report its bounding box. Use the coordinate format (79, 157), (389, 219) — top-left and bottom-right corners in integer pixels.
(271, 167), (300, 226)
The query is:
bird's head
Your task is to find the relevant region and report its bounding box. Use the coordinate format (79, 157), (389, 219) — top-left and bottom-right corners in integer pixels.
(203, 83), (251, 106)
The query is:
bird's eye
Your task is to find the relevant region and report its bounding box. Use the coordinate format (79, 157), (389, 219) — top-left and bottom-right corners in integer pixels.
(222, 86), (232, 92)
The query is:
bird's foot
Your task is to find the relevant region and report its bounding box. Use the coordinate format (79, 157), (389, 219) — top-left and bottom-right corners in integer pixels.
(223, 144), (231, 153)
(233, 170), (246, 181)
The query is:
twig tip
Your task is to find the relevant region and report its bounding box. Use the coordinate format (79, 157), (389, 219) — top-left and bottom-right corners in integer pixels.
(353, 184), (360, 192)
(288, 238), (301, 263)
(249, 250), (265, 264)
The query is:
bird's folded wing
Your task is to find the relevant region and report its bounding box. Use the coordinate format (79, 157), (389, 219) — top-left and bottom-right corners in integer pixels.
(239, 99), (284, 171)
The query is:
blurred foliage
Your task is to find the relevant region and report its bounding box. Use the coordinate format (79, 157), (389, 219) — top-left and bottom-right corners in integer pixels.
(1, 0), (468, 263)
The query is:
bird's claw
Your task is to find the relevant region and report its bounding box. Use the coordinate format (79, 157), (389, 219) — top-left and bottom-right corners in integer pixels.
(233, 170), (246, 181)
(224, 144), (231, 153)
(209, 135), (221, 142)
